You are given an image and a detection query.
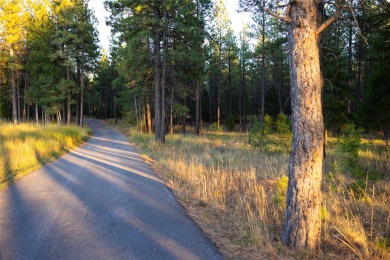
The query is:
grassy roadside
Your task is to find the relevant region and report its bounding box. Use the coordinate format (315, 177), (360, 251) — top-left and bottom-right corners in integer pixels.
(108, 120), (390, 259)
(0, 123), (91, 191)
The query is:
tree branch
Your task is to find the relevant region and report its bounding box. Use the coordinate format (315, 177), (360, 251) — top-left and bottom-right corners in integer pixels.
(316, 4), (342, 35)
(264, 7), (292, 23)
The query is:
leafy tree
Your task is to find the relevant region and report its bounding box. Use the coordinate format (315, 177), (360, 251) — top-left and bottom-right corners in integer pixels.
(0, 0), (29, 124)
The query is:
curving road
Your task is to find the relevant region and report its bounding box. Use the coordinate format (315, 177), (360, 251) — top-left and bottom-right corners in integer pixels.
(0, 119), (222, 260)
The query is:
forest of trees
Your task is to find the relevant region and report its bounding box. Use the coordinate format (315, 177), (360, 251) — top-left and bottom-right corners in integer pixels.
(1, 1), (388, 140)
(0, 0), (389, 251)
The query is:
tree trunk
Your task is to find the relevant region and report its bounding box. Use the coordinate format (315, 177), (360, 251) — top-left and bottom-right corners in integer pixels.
(195, 81), (201, 135)
(23, 72), (28, 122)
(281, 1), (325, 250)
(260, 5), (266, 133)
(67, 67), (71, 125)
(153, 1), (162, 141)
(35, 104), (39, 125)
(160, 8), (167, 144)
(80, 71), (84, 127)
(217, 37), (222, 129)
(10, 49), (17, 124)
(146, 96), (152, 134)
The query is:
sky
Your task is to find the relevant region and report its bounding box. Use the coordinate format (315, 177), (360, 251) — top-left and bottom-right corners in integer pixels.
(93, 0), (253, 52)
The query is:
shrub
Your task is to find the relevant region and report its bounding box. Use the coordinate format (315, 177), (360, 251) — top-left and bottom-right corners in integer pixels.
(225, 115), (236, 132)
(263, 114), (274, 135)
(337, 124), (362, 171)
(275, 113), (291, 135)
(248, 122), (264, 148)
(209, 122), (223, 132)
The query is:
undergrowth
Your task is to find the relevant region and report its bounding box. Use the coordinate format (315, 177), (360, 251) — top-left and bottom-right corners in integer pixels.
(109, 120), (390, 259)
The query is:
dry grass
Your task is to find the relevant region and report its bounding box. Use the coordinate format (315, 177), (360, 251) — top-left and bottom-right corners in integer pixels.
(108, 120), (390, 259)
(0, 123), (91, 190)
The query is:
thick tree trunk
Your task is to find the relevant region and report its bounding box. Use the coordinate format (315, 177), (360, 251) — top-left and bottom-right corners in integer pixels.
(281, 1), (324, 250)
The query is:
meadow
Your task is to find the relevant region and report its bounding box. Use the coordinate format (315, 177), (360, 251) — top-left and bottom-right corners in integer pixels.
(110, 120), (390, 259)
(0, 123), (91, 190)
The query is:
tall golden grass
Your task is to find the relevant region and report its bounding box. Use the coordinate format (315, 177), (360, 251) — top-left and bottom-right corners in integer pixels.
(0, 123), (90, 190)
(117, 121), (389, 259)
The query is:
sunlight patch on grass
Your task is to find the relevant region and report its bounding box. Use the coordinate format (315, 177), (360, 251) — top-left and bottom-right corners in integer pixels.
(114, 122), (390, 259)
(0, 123), (91, 190)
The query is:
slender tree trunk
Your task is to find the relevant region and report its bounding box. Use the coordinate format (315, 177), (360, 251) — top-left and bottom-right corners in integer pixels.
(10, 49), (17, 124)
(260, 6), (266, 133)
(67, 67), (71, 125)
(242, 54), (247, 131)
(347, 15), (353, 114)
(153, 1), (162, 141)
(23, 72), (28, 122)
(42, 106), (45, 125)
(17, 71), (20, 122)
(209, 76), (212, 123)
(217, 37), (222, 129)
(35, 104), (39, 125)
(160, 9), (167, 144)
(228, 54), (232, 115)
(281, 1), (325, 250)
(146, 96), (152, 134)
(80, 68), (84, 127)
(195, 81), (201, 135)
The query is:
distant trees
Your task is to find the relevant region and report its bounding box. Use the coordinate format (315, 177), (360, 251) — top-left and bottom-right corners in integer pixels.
(0, 0), (99, 125)
(106, 0), (211, 142)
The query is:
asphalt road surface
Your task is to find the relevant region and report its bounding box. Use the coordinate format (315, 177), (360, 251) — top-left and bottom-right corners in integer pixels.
(0, 119), (223, 260)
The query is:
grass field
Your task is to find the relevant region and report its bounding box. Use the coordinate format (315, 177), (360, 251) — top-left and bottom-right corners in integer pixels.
(0, 123), (91, 190)
(109, 120), (390, 259)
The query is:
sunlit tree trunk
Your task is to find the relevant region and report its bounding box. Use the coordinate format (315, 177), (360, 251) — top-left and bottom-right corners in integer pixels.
(146, 96), (152, 134)
(281, 1), (327, 250)
(35, 104), (39, 125)
(195, 81), (201, 135)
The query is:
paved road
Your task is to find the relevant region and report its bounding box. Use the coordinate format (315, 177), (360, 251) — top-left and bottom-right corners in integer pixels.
(0, 119), (222, 260)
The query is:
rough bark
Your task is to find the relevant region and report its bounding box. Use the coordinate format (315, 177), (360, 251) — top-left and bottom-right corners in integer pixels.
(281, 1), (325, 250)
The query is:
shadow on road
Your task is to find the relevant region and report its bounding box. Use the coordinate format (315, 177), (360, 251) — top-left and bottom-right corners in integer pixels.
(0, 119), (222, 260)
